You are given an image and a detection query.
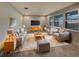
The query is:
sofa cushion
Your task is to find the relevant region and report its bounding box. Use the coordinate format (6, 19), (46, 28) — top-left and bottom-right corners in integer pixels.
(54, 33), (59, 36)
(51, 28), (59, 33)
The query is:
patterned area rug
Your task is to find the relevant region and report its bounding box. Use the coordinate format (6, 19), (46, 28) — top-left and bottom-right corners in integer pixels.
(15, 32), (69, 52)
(5, 44), (79, 57)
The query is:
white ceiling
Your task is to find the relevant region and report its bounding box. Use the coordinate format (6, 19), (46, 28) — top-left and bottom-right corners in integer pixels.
(10, 2), (76, 16)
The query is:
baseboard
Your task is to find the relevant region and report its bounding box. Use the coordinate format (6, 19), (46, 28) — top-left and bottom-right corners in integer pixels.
(72, 41), (79, 46)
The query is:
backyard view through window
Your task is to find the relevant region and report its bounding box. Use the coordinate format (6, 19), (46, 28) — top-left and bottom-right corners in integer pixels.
(65, 10), (79, 30)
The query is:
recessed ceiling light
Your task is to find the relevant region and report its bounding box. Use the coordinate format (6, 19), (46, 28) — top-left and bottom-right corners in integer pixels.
(24, 7), (28, 10)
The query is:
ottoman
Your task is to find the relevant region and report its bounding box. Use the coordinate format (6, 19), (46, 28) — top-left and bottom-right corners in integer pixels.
(37, 39), (50, 53)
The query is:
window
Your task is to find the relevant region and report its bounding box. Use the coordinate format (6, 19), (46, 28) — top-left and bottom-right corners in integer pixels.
(54, 14), (64, 27)
(49, 16), (54, 26)
(65, 10), (79, 30)
(9, 17), (16, 27)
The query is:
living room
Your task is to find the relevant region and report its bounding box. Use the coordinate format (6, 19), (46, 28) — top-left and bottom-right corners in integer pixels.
(0, 2), (79, 57)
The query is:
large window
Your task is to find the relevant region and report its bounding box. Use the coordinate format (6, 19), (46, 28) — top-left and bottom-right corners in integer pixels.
(54, 14), (64, 27)
(65, 10), (79, 30)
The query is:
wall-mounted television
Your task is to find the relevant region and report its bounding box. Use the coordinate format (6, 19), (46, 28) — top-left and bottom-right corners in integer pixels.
(31, 20), (40, 26)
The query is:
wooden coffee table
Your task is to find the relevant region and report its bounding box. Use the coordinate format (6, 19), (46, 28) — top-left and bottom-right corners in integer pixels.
(34, 32), (44, 41)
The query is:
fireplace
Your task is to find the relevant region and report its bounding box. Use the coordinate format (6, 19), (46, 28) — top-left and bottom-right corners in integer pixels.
(30, 20), (42, 31)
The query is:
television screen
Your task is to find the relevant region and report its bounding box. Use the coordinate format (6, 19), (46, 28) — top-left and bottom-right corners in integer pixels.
(31, 20), (40, 26)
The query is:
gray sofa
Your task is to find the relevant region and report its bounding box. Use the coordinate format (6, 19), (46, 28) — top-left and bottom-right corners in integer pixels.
(45, 27), (72, 43)
(54, 31), (71, 43)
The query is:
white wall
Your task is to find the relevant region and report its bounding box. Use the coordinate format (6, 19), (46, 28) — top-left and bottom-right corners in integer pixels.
(0, 3), (23, 41)
(23, 16), (47, 30)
